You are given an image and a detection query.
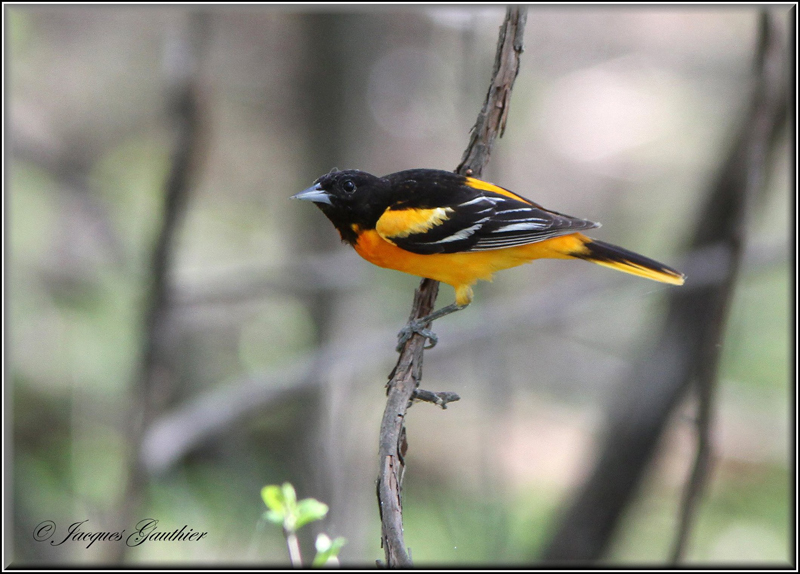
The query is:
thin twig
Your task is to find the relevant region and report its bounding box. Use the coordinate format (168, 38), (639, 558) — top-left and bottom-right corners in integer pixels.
(412, 389), (461, 409)
(285, 530), (303, 568)
(376, 7), (527, 567)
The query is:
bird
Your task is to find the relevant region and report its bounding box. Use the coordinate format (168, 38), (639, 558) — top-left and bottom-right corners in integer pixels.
(292, 168), (685, 350)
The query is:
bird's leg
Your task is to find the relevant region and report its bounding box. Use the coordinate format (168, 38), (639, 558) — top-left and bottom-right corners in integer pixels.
(396, 302), (467, 352)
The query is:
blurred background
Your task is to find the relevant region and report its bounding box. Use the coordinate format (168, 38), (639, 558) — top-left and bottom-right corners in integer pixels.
(8, 5), (791, 566)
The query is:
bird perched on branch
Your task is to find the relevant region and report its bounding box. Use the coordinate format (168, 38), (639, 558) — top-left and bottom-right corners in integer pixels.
(292, 168), (685, 350)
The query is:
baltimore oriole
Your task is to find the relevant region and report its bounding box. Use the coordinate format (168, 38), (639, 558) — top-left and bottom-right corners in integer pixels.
(292, 168), (685, 350)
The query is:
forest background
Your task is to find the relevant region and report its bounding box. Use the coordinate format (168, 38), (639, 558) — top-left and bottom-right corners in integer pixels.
(7, 5), (792, 566)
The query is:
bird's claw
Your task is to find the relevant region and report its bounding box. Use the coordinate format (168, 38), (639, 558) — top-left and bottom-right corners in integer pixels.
(396, 320), (439, 352)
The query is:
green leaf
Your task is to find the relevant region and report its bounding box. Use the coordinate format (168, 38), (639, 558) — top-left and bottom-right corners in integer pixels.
(295, 498), (329, 530)
(281, 482), (297, 509)
(312, 534), (347, 567)
(261, 485), (285, 513)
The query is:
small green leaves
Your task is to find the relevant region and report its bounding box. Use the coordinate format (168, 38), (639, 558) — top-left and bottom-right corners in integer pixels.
(262, 482), (329, 533)
(261, 482), (344, 566)
(312, 533), (347, 567)
(296, 497), (330, 530)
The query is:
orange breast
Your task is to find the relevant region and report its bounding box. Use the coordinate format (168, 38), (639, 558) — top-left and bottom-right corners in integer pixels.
(353, 229), (586, 305)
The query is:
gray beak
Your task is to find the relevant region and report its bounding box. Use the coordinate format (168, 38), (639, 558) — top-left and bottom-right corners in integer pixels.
(291, 182), (332, 205)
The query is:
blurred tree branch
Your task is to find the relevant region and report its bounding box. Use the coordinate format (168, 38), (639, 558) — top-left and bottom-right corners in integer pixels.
(377, 7), (527, 567)
(112, 12), (209, 563)
(142, 235), (786, 475)
(542, 10), (788, 563)
(669, 10), (788, 562)
(169, 233), (784, 309)
(296, 14), (381, 562)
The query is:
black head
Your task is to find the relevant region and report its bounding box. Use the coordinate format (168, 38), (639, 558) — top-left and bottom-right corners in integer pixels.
(291, 169), (391, 244)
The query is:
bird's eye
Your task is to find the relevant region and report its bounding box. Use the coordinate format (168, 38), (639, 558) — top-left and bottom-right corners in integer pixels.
(342, 180), (356, 194)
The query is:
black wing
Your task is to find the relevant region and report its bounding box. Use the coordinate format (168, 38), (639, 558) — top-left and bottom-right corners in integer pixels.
(375, 174), (599, 255)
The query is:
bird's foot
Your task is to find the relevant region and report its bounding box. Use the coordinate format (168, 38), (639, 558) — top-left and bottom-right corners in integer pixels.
(396, 320), (439, 352)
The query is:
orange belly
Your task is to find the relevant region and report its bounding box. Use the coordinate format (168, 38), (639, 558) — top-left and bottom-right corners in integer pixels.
(353, 229), (585, 306)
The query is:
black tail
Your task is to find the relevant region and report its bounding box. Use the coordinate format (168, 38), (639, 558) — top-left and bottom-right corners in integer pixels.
(576, 239), (685, 285)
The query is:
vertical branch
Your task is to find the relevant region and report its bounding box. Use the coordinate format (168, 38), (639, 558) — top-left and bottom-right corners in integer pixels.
(669, 11), (787, 562)
(111, 13), (209, 563)
(456, 6), (527, 176)
(376, 7), (527, 567)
